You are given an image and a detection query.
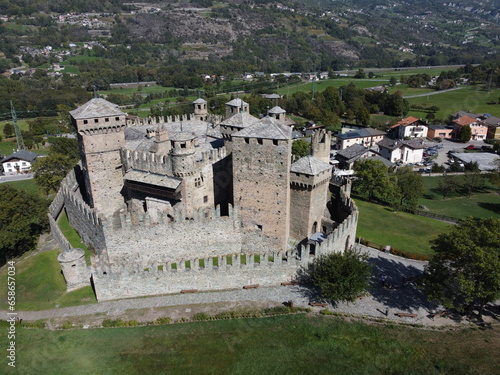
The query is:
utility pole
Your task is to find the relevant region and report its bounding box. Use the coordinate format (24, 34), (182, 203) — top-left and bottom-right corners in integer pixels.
(10, 101), (25, 151)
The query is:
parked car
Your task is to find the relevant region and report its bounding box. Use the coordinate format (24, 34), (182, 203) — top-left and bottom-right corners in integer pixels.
(419, 168), (431, 173)
(465, 144), (475, 150)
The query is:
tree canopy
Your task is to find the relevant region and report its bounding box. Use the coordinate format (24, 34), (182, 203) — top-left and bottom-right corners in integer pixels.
(354, 159), (396, 202)
(292, 139), (310, 158)
(0, 185), (49, 264)
(421, 217), (500, 314)
(32, 153), (74, 194)
(458, 125), (472, 143)
(306, 250), (372, 302)
(395, 166), (424, 210)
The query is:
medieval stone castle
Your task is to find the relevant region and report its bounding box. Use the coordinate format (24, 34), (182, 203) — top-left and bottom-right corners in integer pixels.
(49, 97), (358, 301)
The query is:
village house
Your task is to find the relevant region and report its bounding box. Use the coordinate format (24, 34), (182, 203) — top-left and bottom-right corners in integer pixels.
(452, 115), (488, 140)
(1, 150), (39, 175)
(390, 116), (428, 139)
(427, 124), (454, 140)
(484, 116), (500, 140)
(377, 138), (425, 164)
(335, 127), (386, 150)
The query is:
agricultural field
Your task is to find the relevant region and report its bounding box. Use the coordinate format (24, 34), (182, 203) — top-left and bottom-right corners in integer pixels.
(405, 87), (500, 119)
(1, 314), (498, 375)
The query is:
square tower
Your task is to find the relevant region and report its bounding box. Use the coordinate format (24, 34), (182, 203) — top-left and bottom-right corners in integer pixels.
(232, 117), (292, 250)
(70, 98), (127, 216)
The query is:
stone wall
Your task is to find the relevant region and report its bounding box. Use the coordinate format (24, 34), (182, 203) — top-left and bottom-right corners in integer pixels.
(92, 250), (302, 301)
(101, 205), (242, 266)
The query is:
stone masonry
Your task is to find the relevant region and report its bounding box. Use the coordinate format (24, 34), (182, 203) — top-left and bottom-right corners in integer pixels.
(51, 97), (359, 301)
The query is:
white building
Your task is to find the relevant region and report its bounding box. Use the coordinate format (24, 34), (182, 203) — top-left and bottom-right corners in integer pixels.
(1, 150), (39, 175)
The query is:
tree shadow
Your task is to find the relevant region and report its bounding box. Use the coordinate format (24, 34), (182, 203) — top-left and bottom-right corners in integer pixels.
(368, 257), (436, 312)
(477, 202), (500, 215)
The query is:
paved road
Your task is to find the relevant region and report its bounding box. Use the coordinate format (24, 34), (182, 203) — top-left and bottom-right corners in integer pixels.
(403, 87), (464, 99)
(0, 173), (33, 183)
(1, 245), (440, 324)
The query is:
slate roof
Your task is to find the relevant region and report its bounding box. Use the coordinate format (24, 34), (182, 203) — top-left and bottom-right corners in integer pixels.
(124, 170), (182, 190)
(1, 150), (39, 163)
(226, 98), (248, 107)
(483, 116), (500, 127)
(336, 127), (386, 140)
(220, 112), (260, 129)
(233, 116), (292, 140)
(70, 98), (125, 120)
(290, 155), (331, 176)
(170, 131), (197, 142)
(336, 144), (369, 160)
(378, 138), (424, 150)
(451, 111), (479, 119)
(268, 106), (286, 114)
(192, 98), (207, 104)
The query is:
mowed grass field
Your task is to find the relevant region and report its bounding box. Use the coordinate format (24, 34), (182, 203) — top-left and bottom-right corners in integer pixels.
(1, 315), (498, 375)
(405, 87), (500, 119)
(419, 176), (500, 219)
(0, 249), (96, 311)
(354, 199), (451, 257)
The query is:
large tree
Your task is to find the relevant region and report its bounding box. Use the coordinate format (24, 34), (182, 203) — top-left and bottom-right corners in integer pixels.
(395, 166), (424, 209)
(32, 153), (74, 194)
(306, 250), (372, 302)
(0, 185), (49, 264)
(292, 139), (310, 158)
(421, 217), (500, 314)
(354, 159), (394, 202)
(458, 125), (472, 143)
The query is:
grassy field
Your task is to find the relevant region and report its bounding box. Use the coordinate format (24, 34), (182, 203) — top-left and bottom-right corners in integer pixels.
(405, 87), (500, 119)
(100, 85), (175, 97)
(277, 79), (388, 96)
(354, 199), (451, 257)
(419, 176), (500, 219)
(0, 249), (96, 311)
(2, 178), (40, 195)
(1, 314), (498, 375)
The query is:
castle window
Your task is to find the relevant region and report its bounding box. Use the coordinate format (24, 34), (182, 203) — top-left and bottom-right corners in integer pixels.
(195, 177), (202, 187)
(181, 143), (186, 149)
(115, 117), (119, 121)
(257, 139), (263, 145)
(83, 120), (88, 124)
(71, 264), (76, 267)
(203, 195), (208, 203)
(273, 140), (278, 146)
(245, 138), (249, 144)
(105, 117), (109, 122)
(94, 119), (98, 123)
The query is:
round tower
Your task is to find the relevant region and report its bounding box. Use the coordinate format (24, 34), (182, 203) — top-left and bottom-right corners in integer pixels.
(193, 98), (208, 121)
(58, 248), (90, 291)
(170, 131), (197, 177)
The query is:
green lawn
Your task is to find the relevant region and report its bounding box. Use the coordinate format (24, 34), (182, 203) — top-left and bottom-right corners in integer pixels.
(1, 314), (497, 375)
(355, 199), (451, 257)
(406, 87), (500, 119)
(0, 249), (96, 311)
(100, 85), (175, 97)
(419, 176), (500, 219)
(2, 178), (40, 195)
(277, 79), (388, 96)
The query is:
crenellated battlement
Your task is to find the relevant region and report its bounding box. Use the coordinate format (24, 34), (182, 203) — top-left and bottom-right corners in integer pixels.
(104, 203), (239, 230)
(121, 145), (227, 176)
(127, 113), (195, 128)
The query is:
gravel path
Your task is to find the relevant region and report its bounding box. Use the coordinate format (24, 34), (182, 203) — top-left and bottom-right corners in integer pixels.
(1, 245), (450, 325)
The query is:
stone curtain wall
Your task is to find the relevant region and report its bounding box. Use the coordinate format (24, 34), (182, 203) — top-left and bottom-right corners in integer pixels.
(49, 167), (107, 254)
(91, 195), (358, 301)
(92, 251), (302, 301)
